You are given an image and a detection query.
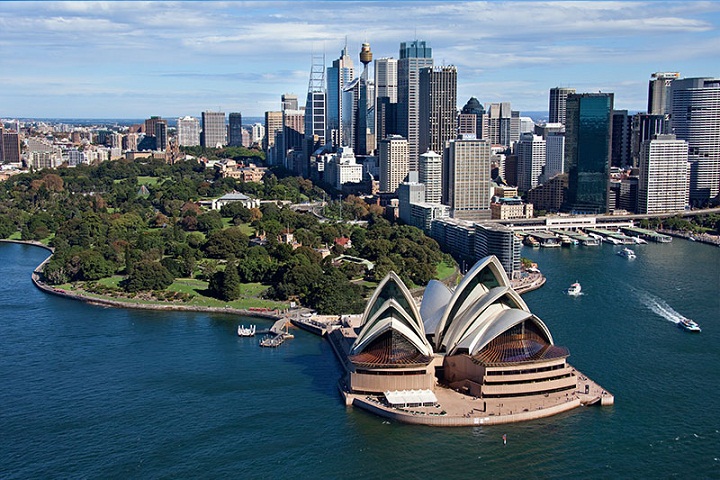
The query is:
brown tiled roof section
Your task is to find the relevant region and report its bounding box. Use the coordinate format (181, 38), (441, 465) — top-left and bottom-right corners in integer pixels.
(349, 330), (432, 368)
(473, 330), (569, 366)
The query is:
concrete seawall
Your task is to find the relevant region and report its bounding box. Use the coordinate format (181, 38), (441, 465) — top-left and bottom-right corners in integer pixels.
(4, 239), (283, 321)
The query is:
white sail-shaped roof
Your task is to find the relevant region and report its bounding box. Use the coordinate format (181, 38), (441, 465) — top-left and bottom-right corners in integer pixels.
(433, 256), (510, 351)
(440, 286), (528, 352)
(351, 299), (433, 357)
(420, 280), (453, 336)
(352, 272), (432, 358)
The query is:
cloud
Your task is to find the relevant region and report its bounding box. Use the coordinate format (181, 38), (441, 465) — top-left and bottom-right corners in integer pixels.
(0, 1), (718, 116)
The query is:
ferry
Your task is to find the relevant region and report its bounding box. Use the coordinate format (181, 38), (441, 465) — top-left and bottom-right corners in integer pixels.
(617, 247), (636, 259)
(678, 318), (701, 333)
(566, 282), (582, 296)
(237, 324), (256, 337)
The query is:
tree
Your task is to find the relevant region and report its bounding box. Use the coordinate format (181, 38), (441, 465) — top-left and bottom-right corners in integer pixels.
(0, 216), (16, 238)
(220, 263), (241, 301)
(203, 227), (250, 259)
(124, 260), (174, 292)
(196, 210), (223, 233)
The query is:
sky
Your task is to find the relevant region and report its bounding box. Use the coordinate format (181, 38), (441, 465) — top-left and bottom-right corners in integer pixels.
(0, 1), (719, 119)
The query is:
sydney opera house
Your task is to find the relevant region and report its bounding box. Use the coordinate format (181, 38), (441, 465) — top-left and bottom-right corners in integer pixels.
(328, 255), (613, 426)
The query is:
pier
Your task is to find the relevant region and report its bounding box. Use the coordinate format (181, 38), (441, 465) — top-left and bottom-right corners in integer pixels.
(258, 318), (294, 347)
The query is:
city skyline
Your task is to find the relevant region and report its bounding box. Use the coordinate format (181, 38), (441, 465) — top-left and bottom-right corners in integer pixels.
(0, 1), (719, 119)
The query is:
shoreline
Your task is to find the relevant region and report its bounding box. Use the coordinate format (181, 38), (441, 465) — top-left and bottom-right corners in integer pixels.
(1, 239), (284, 321)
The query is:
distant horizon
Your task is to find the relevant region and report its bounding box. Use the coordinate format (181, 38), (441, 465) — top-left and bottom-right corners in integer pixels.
(0, 1), (718, 118)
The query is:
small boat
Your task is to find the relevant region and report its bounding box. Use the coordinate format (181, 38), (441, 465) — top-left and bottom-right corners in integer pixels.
(566, 282), (582, 296)
(617, 247), (636, 259)
(237, 324), (256, 337)
(677, 318), (701, 332)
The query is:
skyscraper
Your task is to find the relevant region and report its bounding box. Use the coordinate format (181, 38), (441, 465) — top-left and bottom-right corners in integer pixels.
(228, 112), (243, 147)
(460, 97), (486, 139)
(264, 111), (283, 164)
(398, 40), (433, 171)
(549, 87), (575, 125)
(419, 150), (442, 204)
(647, 72), (679, 115)
(177, 116), (201, 147)
(670, 77), (720, 203)
(374, 57), (398, 102)
(638, 134), (689, 214)
(630, 113), (670, 167)
(611, 110), (632, 168)
(379, 135), (409, 193)
(326, 45), (354, 148)
(419, 65), (457, 156)
(304, 53), (327, 157)
(516, 133), (546, 192)
(201, 111), (226, 148)
(484, 102), (518, 148)
(443, 137), (492, 220)
(281, 94), (299, 111)
(154, 120), (168, 151)
(545, 132), (565, 181)
(564, 93), (614, 214)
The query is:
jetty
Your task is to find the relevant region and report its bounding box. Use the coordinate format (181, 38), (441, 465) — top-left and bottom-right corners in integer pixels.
(259, 318), (294, 347)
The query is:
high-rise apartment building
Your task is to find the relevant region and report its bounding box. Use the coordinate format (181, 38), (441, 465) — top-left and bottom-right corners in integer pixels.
(549, 87), (575, 125)
(638, 134), (689, 214)
(564, 93), (614, 214)
(177, 116), (201, 147)
(443, 137), (492, 220)
(228, 112), (243, 147)
(670, 77), (720, 203)
(201, 111), (226, 148)
(418, 150), (442, 204)
(516, 133), (546, 192)
(154, 121), (168, 151)
(379, 135), (409, 193)
(1, 128), (21, 163)
(398, 40), (433, 171)
(251, 123), (265, 146)
(264, 111), (283, 164)
(648, 72), (679, 115)
(326, 46), (355, 148)
(419, 66), (457, 156)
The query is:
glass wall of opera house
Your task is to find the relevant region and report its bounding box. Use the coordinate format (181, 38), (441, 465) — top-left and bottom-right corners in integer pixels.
(327, 255), (613, 426)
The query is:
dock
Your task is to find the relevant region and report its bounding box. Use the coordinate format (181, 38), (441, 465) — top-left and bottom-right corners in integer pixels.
(621, 226), (672, 243)
(258, 318), (294, 347)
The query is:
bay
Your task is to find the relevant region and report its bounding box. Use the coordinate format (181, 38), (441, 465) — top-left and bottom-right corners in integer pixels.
(0, 240), (718, 478)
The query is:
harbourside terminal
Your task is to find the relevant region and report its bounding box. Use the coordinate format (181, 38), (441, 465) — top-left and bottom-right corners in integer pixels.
(297, 255), (613, 426)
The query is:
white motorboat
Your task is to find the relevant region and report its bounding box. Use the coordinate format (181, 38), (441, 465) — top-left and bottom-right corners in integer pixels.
(617, 247), (636, 259)
(678, 318), (701, 332)
(566, 282), (582, 296)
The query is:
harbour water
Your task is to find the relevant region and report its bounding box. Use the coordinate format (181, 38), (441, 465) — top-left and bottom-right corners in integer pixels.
(0, 241), (718, 478)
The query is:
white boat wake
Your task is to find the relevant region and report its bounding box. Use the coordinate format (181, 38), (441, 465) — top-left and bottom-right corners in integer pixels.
(636, 290), (691, 325)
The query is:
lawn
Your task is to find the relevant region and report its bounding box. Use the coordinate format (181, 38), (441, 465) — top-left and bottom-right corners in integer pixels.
(435, 260), (457, 281)
(60, 275), (286, 311)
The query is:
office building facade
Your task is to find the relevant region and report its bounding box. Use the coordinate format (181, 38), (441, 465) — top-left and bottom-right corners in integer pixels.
(201, 111), (226, 148)
(638, 134), (689, 214)
(564, 93), (614, 214)
(419, 65), (457, 156)
(669, 77), (720, 203)
(549, 87), (575, 125)
(398, 40), (433, 171)
(443, 138), (492, 220)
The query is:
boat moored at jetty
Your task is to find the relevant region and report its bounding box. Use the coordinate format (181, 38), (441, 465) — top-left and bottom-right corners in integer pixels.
(678, 318), (701, 332)
(237, 324), (256, 337)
